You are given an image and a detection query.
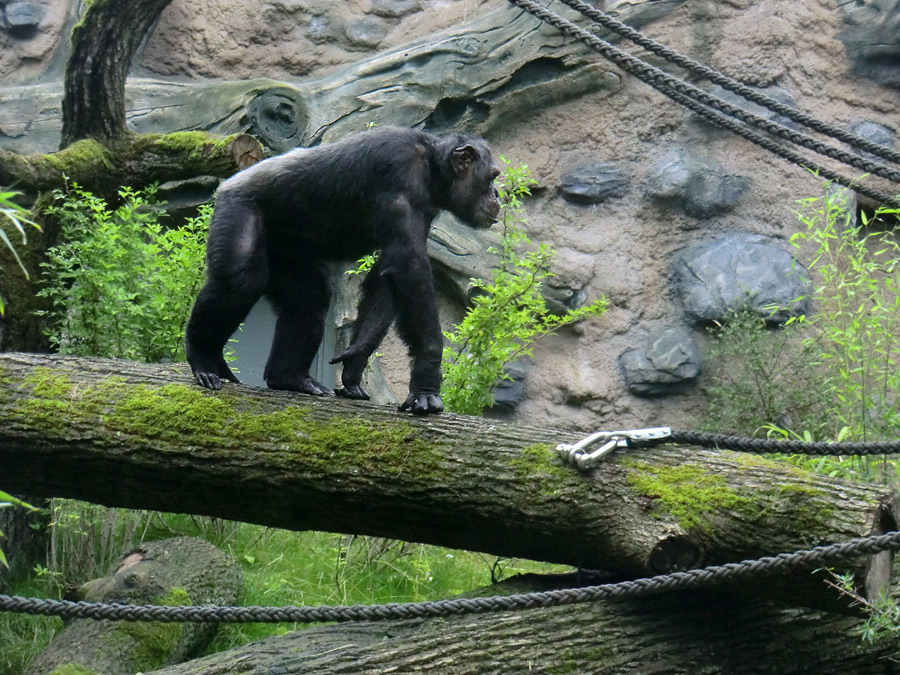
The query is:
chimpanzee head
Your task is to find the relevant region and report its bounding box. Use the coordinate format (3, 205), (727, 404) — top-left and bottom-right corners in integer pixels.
(441, 136), (502, 229)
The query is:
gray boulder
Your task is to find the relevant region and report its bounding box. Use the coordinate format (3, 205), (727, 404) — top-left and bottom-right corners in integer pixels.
(3, 1), (43, 35)
(838, 0), (900, 87)
(490, 360), (531, 414)
(644, 149), (749, 218)
(619, 327), (701, 397)
(370, 0), (422, 18)
(559, 162), (629, 204)
(673, 233), (811, 324)
(849, 120), (897, 161)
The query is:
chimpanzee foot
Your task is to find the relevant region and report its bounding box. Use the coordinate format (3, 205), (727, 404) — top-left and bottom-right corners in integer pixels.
(267, 374), (331, 396)
(399, 392), (444, 415)
(192, 360), (241, 390)
(335, 384), (371, 400)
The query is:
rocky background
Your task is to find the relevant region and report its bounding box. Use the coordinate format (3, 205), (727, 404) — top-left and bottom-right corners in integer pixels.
(1, 0), (898, 432)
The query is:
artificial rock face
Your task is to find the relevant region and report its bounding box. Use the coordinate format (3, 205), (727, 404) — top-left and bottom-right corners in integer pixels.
(838, 0), (900, 88)
(1, 0), (898, 432)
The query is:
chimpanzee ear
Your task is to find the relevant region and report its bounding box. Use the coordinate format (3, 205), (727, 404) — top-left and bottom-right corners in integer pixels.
(450, 145), (478, 176)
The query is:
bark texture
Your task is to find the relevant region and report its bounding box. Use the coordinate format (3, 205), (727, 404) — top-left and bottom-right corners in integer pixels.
(23, 537), (243, 675)
(0, 133), (262, 195)
(61, 0), (175, 148)
(148, 594), (898, 675)
(0, 352), (896, 600)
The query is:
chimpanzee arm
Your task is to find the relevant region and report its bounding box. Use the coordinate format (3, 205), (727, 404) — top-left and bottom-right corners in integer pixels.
(331, 256), (396, 400)
(377, 204), (444, 415)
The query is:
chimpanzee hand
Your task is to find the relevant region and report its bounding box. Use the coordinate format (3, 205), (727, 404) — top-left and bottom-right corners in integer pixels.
(399, 391), (444, 415)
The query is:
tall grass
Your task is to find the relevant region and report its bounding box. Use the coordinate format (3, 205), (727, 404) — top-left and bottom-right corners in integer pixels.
(0, 505), (567, 672)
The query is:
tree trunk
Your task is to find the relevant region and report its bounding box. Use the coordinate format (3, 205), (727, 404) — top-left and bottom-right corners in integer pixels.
(24, 536), (243, 675)
(148, 584), (899, 675)
(61, 0), (175, 148)
(0, 353), (896, 604)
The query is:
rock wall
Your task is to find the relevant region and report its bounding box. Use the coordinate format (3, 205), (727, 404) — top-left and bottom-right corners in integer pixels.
(1, 0), (898, 432)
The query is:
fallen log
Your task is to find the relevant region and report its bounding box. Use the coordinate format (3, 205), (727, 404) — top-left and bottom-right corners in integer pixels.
(0, 352), (896, 604)
(147, 586), (897, 675)
(23, 536), (243, 675)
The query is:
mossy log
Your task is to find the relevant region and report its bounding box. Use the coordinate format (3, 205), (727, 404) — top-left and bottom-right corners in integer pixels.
(0, 132), (263, 195)
(0, 352), (897, 605)
(23, 537), (243, 675)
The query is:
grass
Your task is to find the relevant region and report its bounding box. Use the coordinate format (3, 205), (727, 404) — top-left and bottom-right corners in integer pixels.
(0, 507), (570, 672)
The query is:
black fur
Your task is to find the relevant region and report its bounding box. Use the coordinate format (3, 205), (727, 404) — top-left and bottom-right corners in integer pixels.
(185, 126), (501, 414)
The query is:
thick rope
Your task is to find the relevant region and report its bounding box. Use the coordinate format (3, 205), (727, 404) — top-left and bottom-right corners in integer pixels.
(558, 0), (900, 168)
(670, 430), (900, 456)
(2, 530), (899, 623)
(506, 0), (900, 205)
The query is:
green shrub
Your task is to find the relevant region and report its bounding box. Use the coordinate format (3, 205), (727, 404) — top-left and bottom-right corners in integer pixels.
(39, 184), (209, 362)
(0, 190), (41, 315)
(700, 310), (829, 437)
(789, 186), (900, 442)
(441, 161), (607, 415)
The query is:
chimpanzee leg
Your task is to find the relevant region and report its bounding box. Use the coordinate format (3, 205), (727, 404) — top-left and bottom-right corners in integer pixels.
(263, 259), (332, 396)
(331, 257), (396, 400)
(186, 202), (268, 390)
(380, 240), (444, 414)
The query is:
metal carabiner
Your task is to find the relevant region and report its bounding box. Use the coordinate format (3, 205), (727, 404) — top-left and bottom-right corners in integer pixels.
(556, 427), (671, 470)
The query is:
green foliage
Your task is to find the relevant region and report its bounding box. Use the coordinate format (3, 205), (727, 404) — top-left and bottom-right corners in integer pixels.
(0, 491), (37, 569)
(0, 508), (569, 669)
(830, 571), (900, 646)
(441, 160), (607, 415)
(0, 190), (41, 315)
(699, 186), (900, 482)
(39, 184), (209, 362)
(700, 310), (830, 437)
(0, 575), (63, 675)
(789, 187), (900, 442)
(346, 252), (378, 276)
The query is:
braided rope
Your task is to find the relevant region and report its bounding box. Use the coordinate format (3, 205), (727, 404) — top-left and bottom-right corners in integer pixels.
(2, 531), (900, 623)
(506, 0), (900, 205)
(670, 430), (900, 455)
(558, 0), (900, 167)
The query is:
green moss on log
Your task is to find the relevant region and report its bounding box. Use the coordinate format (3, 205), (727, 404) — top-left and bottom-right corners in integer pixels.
(10, 368), (442, 476)
(624, 460), (759, 532)
(624, 455), (838, 537)
(129, 131), (240, 164)
(512, 443), (578, 497)
(44, 140), (113, 174)
(48, 665), (102, 675)
(109, 587), (191, 672)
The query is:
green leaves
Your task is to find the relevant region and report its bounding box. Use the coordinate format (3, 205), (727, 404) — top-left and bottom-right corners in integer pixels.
(39, 183), (209, 363)
(790, 187), (900, 442)
(441, 160), (607, 415)
(0, 191), (41, 315)
(0, 491), (37, 569)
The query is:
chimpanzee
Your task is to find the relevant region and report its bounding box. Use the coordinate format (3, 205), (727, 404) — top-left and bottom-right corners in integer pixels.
(185, 126), (501, 415)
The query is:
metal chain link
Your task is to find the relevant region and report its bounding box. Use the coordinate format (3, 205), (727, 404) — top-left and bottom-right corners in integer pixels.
(506, 0), (900, 205)
(2, 530), (899, 624)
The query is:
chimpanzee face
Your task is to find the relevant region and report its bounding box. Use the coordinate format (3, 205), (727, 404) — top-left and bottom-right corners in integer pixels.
(448, 142), (502, 229)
